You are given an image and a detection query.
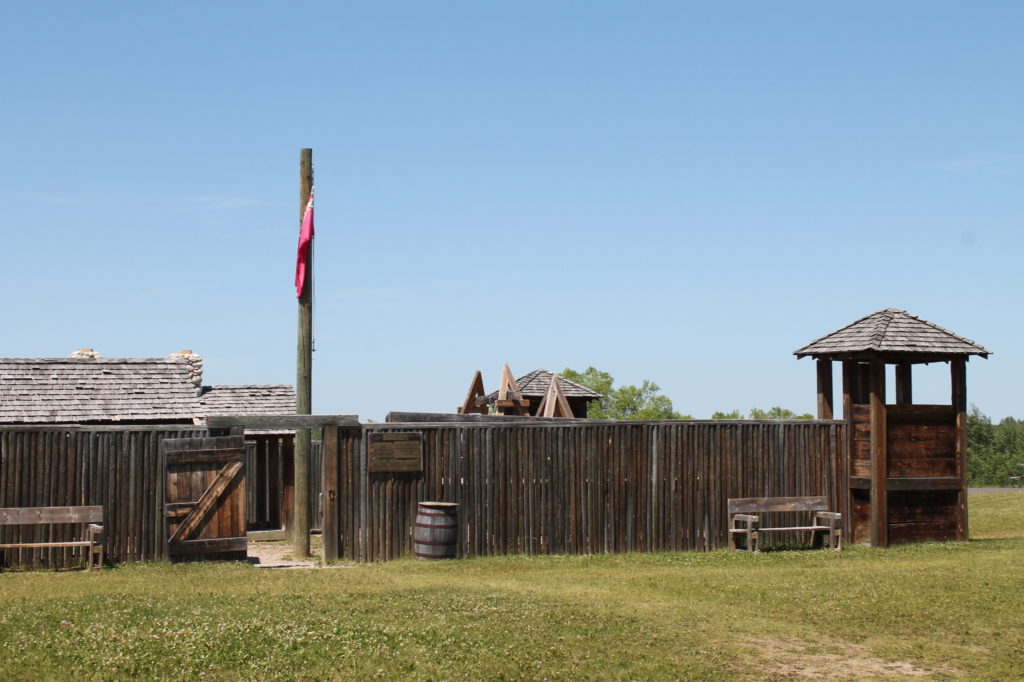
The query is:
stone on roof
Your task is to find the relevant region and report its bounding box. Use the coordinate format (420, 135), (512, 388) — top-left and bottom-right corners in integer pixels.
(794, 308), (991, 360)
(485, 369), (602, 402)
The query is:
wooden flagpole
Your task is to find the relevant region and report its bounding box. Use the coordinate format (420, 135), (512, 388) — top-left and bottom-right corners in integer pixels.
(294, 147), (313, 557)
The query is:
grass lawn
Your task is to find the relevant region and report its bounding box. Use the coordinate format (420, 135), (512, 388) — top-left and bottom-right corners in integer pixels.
(2, 493), (1023, 680)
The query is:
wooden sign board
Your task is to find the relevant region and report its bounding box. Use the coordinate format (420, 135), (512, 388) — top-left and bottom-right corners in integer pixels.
(369, 432), (423, 472)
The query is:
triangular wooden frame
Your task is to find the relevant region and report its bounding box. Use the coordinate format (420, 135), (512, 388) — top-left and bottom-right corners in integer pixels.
(536, 373), (574, 418)
(497, 363), (518, 401)
(494, 363), (529, 415)
(457, 370), (488, 415)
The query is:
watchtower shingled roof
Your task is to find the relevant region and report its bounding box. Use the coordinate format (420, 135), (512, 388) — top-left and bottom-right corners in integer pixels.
(794, 308), (991, 361)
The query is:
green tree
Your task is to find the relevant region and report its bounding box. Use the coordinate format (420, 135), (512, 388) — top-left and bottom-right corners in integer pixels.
(711, 407), (813, 419)
(561, 367), (690, 420)
(966, 405), (1024, 486)
(747, 406), (814, 420)
(711, 409), (743, 420)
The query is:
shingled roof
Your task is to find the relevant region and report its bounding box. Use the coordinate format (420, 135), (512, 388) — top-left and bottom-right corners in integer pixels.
(0, 357), (201, 423)
(485, 369), (602, 402)
(198, 385), (296, 416)
(0, 356), (297, 425)
(794, 308), (991, 361)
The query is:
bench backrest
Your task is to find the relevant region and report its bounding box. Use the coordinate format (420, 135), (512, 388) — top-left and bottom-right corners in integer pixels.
(727, 496), (829, 514)
(0, 506), (103, 525)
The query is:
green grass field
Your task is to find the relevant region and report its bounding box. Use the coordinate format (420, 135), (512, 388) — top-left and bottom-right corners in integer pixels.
(2, 493), (1023, 680)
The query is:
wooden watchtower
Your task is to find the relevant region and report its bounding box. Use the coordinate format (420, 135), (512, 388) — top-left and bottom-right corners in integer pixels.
(795, 309), (991, 547)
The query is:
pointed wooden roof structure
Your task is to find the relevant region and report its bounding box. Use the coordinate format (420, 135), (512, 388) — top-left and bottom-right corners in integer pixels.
(484, 369), (602, 402)
(494, 363), (530, 416)
(794, 308), (991, 363)
(456, 370), (488, 415)
(535, 373), (574, 418)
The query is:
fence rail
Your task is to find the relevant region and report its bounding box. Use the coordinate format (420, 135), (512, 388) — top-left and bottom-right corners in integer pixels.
(328, 420), (847, 562)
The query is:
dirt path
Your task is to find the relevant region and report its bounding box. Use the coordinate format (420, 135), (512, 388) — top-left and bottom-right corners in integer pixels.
(246, 541), (351, 569)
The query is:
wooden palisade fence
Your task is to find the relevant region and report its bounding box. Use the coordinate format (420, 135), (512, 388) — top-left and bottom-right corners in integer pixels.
(323, 419), (848, 562)
(2, 419), (848, 568)
(0, 426), (205, 568)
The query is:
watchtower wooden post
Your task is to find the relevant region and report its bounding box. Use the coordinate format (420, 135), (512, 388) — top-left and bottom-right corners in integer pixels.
(796, 309), (990, 547)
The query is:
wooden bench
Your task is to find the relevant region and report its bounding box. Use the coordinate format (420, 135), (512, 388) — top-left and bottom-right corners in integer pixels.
(728, 496), (841, 552)
(0, 506), (104, 570)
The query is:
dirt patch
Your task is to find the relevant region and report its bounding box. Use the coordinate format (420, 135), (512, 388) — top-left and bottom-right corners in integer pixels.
(246, 541), (353, 569)
(742, 636), (962, 679)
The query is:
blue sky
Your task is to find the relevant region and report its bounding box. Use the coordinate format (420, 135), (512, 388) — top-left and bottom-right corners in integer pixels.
(1, 2), (1021, 421)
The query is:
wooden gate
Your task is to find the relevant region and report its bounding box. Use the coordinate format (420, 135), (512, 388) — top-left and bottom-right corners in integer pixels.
(162, 435), (247, 561)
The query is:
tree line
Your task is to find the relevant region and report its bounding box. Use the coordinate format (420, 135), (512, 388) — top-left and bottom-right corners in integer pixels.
(561, 367), (812, 421)
(563, 368), (1017, 487)
(967, 406), (1024, 487)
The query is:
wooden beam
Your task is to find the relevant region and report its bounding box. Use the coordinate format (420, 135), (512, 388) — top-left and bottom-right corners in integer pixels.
(167, 460), (243, 544)
(387, 412), (567, 423)
(816, 359), (834, 420)
(0, 506), (103, 524)
(321, 425), (339, 562)
(895, 363), (913, 405)
(537, 374), (573, 418)
(497, 364), (520, 401)
(885, 476), (961, 491)
(296, 147), (314, 558)
(868, 359), (887, 548)
(457, 370), (488, 415)
(841, 360), (855, 541)
(206, 415), (358, 429)
(168, 537), (248, 555)
(951, 358), (968, 542)
(495, 363), (526, 415)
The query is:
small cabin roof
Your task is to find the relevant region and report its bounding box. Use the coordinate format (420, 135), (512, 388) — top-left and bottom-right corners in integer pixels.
(197, 385), (296, 416)
(0, 357), (201, 423)
(485, 369), (602, 402)
(794, 308), (991, 361)
(0, 356), (296, 425)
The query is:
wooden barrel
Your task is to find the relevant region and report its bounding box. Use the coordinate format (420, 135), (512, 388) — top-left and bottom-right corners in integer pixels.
(413, 502), (459, 560)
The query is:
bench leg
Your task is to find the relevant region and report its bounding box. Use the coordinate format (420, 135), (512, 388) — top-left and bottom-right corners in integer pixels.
(89, 544), (103, 571)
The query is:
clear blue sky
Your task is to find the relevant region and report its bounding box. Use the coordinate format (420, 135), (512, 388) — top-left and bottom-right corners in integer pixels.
(1, 2), (1021, 421)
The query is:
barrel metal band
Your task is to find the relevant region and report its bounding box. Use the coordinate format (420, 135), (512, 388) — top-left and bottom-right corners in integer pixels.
(414, 538), (458, 546)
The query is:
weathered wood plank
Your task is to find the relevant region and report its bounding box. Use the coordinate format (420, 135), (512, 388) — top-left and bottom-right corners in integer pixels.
(0, 506), (103, 524)
(727, 497), (829, 513)
(205, 415), (358, 429)
(167, 460), (243, 544)
(168, 536), (247, 555)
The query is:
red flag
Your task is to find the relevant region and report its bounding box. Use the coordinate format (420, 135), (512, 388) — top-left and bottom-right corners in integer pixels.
(295, 188), (314, 298)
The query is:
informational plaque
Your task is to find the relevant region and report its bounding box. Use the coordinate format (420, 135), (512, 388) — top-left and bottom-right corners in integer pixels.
(368, 432), (423, 472)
